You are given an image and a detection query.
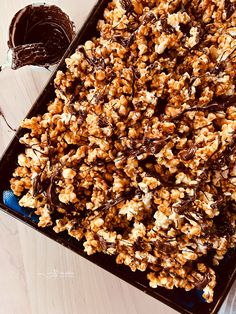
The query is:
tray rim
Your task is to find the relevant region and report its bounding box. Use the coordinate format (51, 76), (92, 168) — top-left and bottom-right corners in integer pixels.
(0, 1), (235, 313)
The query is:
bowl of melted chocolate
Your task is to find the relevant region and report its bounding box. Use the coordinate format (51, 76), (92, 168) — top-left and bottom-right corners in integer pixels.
(8, 3), (75, 69)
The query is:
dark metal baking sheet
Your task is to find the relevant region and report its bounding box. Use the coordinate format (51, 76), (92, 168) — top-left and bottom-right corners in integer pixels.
(0, 1), (235, 313)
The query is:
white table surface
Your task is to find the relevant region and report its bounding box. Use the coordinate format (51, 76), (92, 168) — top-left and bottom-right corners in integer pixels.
(0, 1), (235, 313)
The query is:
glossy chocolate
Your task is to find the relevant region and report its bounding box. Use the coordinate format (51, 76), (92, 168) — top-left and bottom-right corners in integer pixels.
(8, 4), (75, 69)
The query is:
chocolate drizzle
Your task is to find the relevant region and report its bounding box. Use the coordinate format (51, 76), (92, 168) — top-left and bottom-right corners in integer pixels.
(142, 12), (156, 25)
(96, 234), (116, 251)
(8, 4), (75, 69)
(113, 33), (136, 48)
(155, 240), (177, 254)
(179, 146), (196, 161)
(173, 196), (195, 214)
(32, 174), (44, 197)
(113, 12), (156, 48)
(173, 95), (236, 123)
(94, 187), (137, 214)
(46, 173), (76, 212)
(206, 135), (236, 170)
(225, 0), (236, 19)
(77, 46), (105, 68)
(120, 0), (134, 13)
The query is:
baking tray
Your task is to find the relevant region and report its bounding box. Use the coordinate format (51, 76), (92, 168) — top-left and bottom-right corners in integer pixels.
(0, 1), (235, 313)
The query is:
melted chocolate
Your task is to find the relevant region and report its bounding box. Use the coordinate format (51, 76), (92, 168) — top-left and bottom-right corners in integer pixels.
(155, 240), (177, 254)
(155, 97), (168, 117)
(113, 11), (157, 49)
(119, 0), (134, 13)
(179, 146), (196, 161)
(173, 196), (194, 214)
(46, 174), (76, 212)
(195, 273), (211, 290)
(142, 12), (156, 25)
(8, 4), (75, 69)
(207, 135), (236, 170)
(175, 95), (236, 121)
(145, 138), (169, 155)
(160, 17), (175, 35)
(32, 174), (44, 197)
(98, 117), (109, 128)
(96, 234), (116, 251)
(225, 0), (236, 19)
(95, 187), (137, 213)
(77, 46), (105, 68)
(113, 33), (136, 48)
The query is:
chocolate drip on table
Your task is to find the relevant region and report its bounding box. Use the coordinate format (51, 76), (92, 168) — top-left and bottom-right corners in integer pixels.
(0, 108), (16, 132)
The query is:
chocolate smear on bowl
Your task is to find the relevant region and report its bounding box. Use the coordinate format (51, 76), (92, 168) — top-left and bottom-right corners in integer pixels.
(7, 4), (75, 69)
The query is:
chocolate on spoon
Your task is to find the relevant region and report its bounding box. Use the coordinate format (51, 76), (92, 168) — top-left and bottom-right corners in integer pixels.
(5, 3), (75, 70)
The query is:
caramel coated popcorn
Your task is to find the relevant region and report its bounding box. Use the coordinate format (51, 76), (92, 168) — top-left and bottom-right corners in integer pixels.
(11, 0), (236, 303)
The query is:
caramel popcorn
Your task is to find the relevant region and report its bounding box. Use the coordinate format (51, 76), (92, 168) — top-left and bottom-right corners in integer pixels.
(10, 0), (236, 303)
